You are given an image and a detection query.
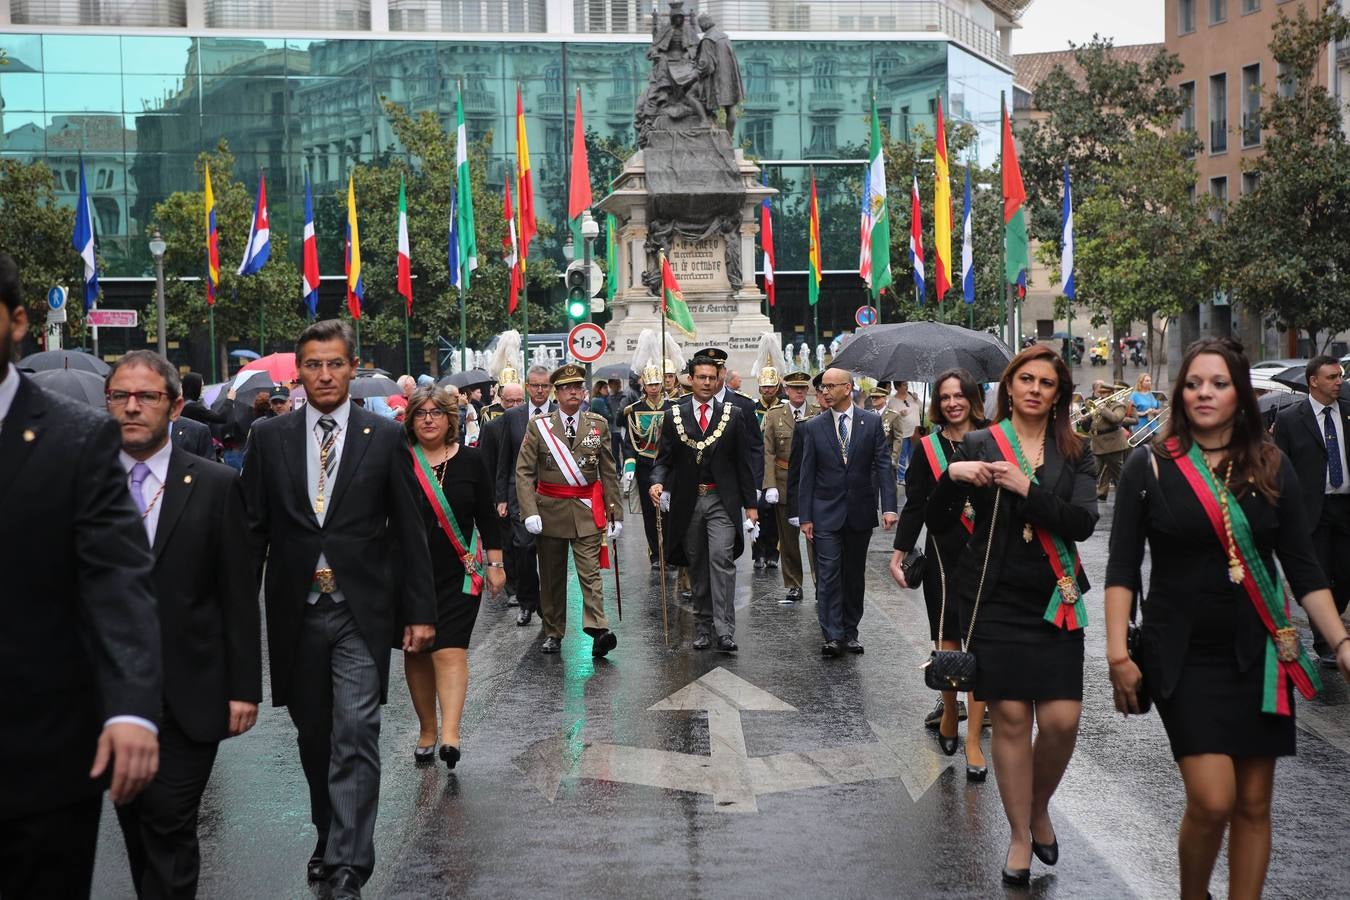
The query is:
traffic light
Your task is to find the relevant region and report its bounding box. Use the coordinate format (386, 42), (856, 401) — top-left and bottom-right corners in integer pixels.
(565, 262), (587, 325)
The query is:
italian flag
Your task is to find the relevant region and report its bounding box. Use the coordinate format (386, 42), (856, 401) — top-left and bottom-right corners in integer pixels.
(397, 174), (412, 314)
(661, 253), (696, 339)
(1002, 99), (1029, 293)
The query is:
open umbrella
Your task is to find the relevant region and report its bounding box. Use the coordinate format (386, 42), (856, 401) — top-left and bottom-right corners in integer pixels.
(19, 349), (110, 376)
(593, 362), (633, 382)
(229, 348), (261, 360)
(230, 369), (275, 399)
(445, 368), (492, 389)
(348, 374), (399, 400)
(30, 368), (108, 406)
(1271, 366), (1309, 392)
(828, 321), (1014, 384)
(240, 352), (298, 384)
(1258, 390), (1304, 428)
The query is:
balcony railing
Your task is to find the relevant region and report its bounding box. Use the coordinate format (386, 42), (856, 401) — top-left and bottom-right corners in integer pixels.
(573, 0), (1012, 68)
(743, 91), (781, 111)
(1241, 113), (1260, 148)
(12, 0), (186, 26)
(606, 95), (634, 121)
(1210, 120), (1228, 154)
(808, 90), (846, 113)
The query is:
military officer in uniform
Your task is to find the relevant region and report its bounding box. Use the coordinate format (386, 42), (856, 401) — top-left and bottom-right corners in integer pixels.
(664, 359), (681, 400)
(622, 360), (675, 568)
(515, 364), (623, 656)
(479, 365), (520, 424)
(870, 385), (905, 493)
(751, 364), (782, 570)
(762, 371), (819, 602)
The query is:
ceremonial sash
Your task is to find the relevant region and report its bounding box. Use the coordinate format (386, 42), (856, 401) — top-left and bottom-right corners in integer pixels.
(1169, 439), (1321, 715)
(535, 418), (610, 568)
(989, 421), (1087, 630)
(921, 434), (974, 534)
(410, 445), (484, 596)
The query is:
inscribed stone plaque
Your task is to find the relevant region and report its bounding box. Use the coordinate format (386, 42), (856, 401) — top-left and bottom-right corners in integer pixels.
(669, 237), (729, 292)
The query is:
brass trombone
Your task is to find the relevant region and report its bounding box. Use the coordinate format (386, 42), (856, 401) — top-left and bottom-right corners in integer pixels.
(1070, 385), (1133, 428)
(1128, 408), (1169, 447)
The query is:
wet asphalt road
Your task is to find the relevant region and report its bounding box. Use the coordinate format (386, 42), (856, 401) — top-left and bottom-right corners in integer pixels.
(91, 491), (1350, 899)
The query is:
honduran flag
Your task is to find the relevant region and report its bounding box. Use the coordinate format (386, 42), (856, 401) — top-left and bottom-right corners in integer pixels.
(237, 172), (270, 276)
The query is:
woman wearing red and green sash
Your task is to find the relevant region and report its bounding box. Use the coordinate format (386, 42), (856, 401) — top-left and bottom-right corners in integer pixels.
(400, 386), (505, 772)
(927, 346), (1099, 888)
(890, 367), (990, 780)
(1105, 338), (1350, 900)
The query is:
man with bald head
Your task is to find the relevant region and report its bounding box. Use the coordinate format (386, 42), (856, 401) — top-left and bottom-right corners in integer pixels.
(797, 368), (897, 657)
(480, 382), (524, 600)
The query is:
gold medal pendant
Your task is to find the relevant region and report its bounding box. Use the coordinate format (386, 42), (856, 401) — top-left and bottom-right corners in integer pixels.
(1228, 560), (1244, 584)
(963, 500), (976, 521)
(1023, 523), (1034, 543)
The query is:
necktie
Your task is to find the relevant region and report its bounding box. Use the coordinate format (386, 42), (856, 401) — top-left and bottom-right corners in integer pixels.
(699, 403), (710, 432)
(1325, 407), (1343, 489)
(129, 462), (150, 515)
(838, 412), (849, 447)
(565, 416), (576, 439)
(794, 407), (803, 422)
(317, 415), (338, 476)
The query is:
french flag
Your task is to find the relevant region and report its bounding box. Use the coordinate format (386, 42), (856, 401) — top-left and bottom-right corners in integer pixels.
(302, 172), (320, 318)
(237, 172), (270, 276)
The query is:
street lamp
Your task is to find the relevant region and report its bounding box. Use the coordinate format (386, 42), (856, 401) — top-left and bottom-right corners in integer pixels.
(148, 230), (167, 355)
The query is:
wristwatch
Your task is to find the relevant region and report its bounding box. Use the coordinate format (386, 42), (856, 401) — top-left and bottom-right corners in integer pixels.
(484, 561), (505, 569)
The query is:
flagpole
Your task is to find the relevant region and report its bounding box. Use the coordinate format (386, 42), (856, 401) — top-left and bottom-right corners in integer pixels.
(404, 301), (412, 376)
(208, 305), (217, 382)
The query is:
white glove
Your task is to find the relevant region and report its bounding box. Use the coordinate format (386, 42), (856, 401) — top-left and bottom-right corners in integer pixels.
(524, 515), (543, 535)
(765, 488), (779, 505)
(607, 521), (623, 539)
(743, 519), (760, 541)
(622, 471), (634, 493)
(660, 491), (671, 512)
(788, 516), (800, 528)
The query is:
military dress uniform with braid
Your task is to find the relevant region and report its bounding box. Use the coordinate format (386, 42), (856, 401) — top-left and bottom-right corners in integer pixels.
(762, 393), (819, 596)
(515, 398), (622, 646)
(752, 397), (781, 568)
(624, 395), (675, 564)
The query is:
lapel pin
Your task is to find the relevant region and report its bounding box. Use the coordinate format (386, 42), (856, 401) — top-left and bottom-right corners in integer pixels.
(363, 427), (372, 434)
(184, 475), (193, 484)
(22, 429), (36, 442)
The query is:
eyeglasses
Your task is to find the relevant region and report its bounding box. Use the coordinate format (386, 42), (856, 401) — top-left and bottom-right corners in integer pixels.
(820, 382), (852, 390)
(301, 360), (349, 372)
(412, 409), (447, 421)
(106, 390), (171, 407)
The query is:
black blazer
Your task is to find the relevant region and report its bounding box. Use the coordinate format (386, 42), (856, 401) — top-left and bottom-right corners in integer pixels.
(0, 376), (161, 819)
(650, 396), (757, 565)
(1272, 396), (1350, 529)
(241, 403), (434, 707)
(495, 401), (555, 517)
(151, 447), (261, 743)
(928, 427), (1099, 632)
(171, 414), (214, 459)
(798, 406), (897, 531)
(721, 389), (765, 465)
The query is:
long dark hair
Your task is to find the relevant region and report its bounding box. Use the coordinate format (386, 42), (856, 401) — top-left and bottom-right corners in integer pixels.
(994, 345), (1083, 462)
(928, 367), (988, 430)
(1156, 337), (1280, 503)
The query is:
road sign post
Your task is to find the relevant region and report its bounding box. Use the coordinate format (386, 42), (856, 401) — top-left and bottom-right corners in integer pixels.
(46, 286), (67, 350)
(855, 305), (878, 328)
(87, 309), (139, 328)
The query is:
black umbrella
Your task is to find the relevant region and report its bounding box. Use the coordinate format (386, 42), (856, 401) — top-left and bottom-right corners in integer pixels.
(230, 370), (275, 399)
(828, 321), (1014, 384)
(19, 349), (110, 376)
(355, 367), (393, 378)
(593, 362), (633, 381)
(445, 368), (492, 389)
(30, 368), (108, 406)
(1258, 390), (1302, 421)
(1271, 366), (1307, 392)
(348, 374), (398, 400)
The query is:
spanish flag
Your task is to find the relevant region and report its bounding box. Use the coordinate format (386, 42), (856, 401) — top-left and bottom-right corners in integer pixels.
(345, 173), (363, 319)
(516, 84), (536, 259)
(934, 97), (953, 300)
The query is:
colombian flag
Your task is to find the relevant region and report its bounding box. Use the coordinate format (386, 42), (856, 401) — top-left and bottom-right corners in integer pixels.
(345, 173), (363, 319)
(204, 164), (219, 306)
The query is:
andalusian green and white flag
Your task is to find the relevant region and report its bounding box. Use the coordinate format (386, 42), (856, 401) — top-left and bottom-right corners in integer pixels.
(861, 94), (892, 299)
(455, 86), (478, 288)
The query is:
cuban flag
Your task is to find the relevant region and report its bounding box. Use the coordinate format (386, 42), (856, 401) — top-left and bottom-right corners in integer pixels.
(237, 172), (270, 276)
(962, 168), (975, 305)
(1061, 164), (1075, 300)
(72, 157), (99, 311)
(302, 172), (320, 318)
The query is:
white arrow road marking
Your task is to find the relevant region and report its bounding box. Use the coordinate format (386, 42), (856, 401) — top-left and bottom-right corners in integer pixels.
(515, 667), (958, 813)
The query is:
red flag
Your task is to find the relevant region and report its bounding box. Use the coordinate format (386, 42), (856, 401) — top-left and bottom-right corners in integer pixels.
(567, 89), (592, 222)
(502, 180), (521, 314)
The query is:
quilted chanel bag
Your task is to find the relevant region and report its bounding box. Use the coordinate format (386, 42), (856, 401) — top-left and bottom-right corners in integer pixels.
(923, 488), (1001, 693)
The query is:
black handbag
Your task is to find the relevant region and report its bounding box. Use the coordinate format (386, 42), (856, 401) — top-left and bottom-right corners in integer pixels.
(1125, 595), (1153, 714)
(923, 488), (1001, 693)
(900, 548), (927, 586)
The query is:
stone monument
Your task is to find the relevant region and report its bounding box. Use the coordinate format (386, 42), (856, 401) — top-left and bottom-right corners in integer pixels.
(596, 1), (776, 375)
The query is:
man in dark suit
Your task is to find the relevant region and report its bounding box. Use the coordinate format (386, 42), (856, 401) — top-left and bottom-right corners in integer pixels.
(177, 372), (226, 427)
(241, 320), (434, 899)
(1273, 354), (1350, 665)
(650, 353), (758, 651)
(105, 350), (262, 899)
(480, 381), (523, 599)
(496, 366), (555, 626)
(0, 253), (161, 899)
(171, 412), (214, 459)
(798, 368), (898, 657)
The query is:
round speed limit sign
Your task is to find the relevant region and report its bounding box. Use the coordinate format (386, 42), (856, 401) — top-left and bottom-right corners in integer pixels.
(567, 322), (607, 363)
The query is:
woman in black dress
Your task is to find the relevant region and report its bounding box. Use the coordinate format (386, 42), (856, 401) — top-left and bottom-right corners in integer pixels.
(890, 368), (989, 779)
(1105, 338), (1350, 900)
(401, 385), (504, 770)
(926, 345), (1098, 887)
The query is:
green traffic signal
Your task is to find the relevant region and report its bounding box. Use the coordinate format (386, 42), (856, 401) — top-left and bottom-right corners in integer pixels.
(567, 290), (587, 322)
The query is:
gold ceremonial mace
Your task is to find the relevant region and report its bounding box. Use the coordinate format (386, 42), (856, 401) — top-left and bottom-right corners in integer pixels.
(654, 501), (670, 648)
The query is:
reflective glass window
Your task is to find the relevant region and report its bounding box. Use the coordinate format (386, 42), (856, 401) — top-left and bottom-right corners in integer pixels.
(42, 35), (121, 73)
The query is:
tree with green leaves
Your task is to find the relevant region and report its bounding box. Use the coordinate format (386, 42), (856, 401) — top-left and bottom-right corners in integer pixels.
(1221, 2), (1350, 352)
(1019, 38), (1211, 380)
(0, 159), (79, 342)
(150, 143), (304, 377)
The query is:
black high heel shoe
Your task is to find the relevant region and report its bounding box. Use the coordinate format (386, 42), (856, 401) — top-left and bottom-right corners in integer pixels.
(965, 764), (987, 782)
(414, 744), (436, 765)
(937, 730), (959, 756)
(439, 744), (460, 770)
(1031, 835), (1058, 866)
(1002, 843), (1031, 887)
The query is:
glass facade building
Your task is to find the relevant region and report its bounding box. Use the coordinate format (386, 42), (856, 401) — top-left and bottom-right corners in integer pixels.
(0, 30), (1010, 286)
